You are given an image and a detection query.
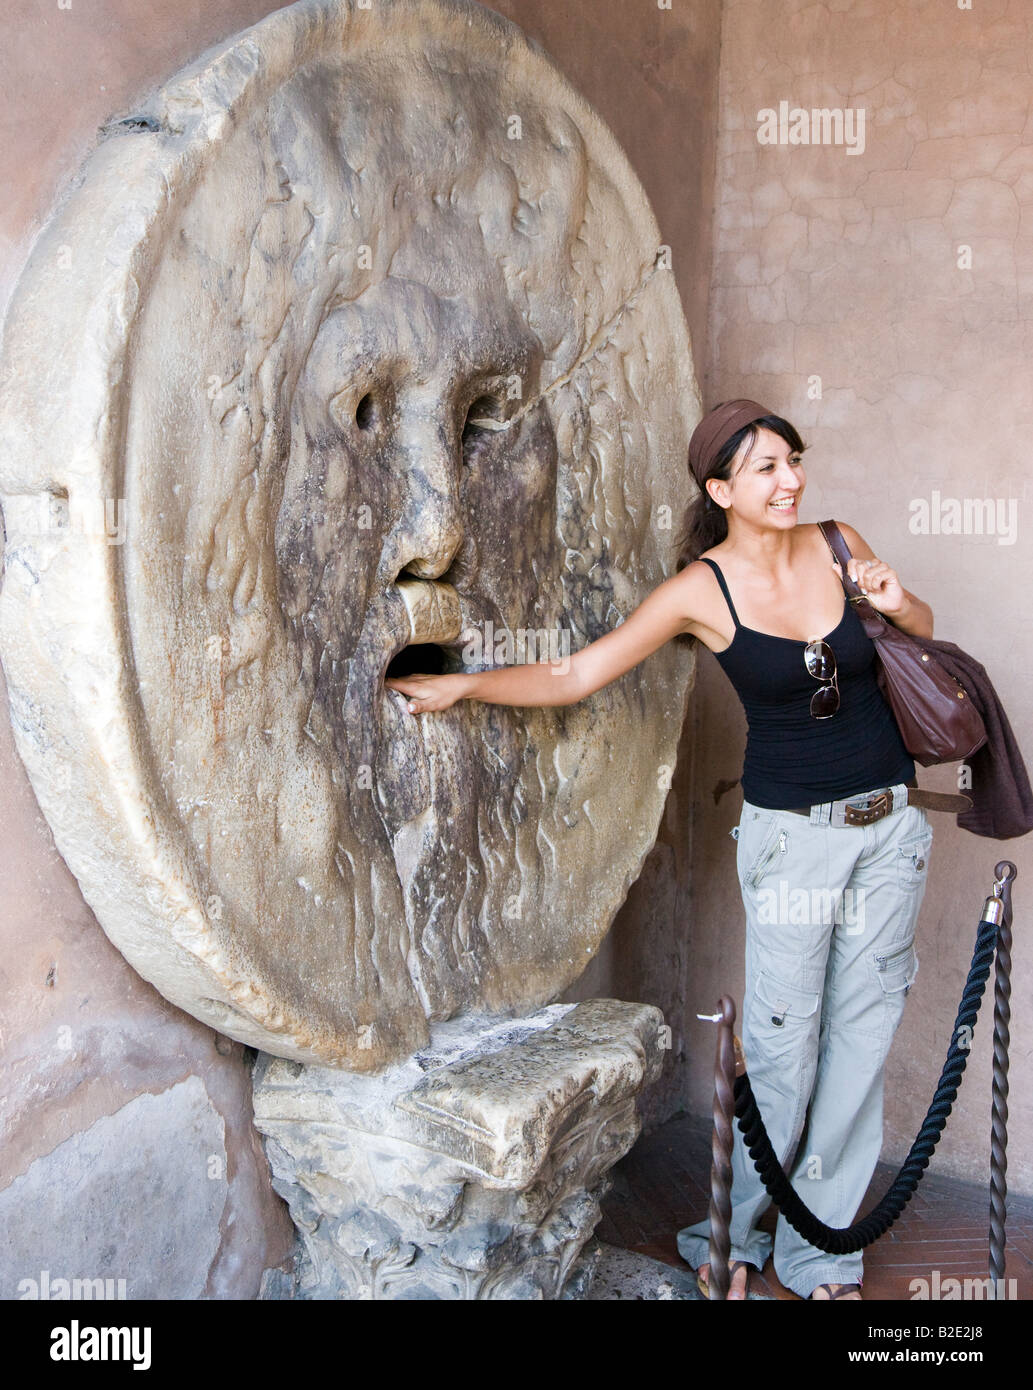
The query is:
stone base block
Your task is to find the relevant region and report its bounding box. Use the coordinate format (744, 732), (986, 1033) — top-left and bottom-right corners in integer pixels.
(253, 999), (664, 1299)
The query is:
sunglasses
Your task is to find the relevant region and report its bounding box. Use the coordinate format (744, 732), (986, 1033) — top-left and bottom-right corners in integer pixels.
(805, 638), (840, 718)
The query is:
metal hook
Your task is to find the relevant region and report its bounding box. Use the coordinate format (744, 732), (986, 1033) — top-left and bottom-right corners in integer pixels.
(994, 861), (1016, 889)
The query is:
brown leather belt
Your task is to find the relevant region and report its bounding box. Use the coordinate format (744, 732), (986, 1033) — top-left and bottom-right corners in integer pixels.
(783, 778), (972, 827)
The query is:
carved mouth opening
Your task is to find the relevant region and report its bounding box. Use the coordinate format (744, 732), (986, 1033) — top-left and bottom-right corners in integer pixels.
(385, 643), (451, 679)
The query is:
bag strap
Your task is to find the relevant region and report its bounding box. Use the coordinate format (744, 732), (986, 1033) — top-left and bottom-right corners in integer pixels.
(818, 519), (888, 633)
(818, 519), (859, 594)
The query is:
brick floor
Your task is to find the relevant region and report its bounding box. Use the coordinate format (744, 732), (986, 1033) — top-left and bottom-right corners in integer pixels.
(597, 1113), (1033, 1301)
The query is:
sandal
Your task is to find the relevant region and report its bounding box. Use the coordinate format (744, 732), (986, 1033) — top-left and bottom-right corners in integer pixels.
(696, 1259), (751, 1300)
(809, 1282), (862, 1300)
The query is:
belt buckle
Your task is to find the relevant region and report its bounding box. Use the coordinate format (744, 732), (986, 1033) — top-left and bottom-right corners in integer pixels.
(843, 790), (891, 827)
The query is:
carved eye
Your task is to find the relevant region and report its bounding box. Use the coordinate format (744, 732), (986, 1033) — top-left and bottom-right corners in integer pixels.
(328, 387), (383, 434)
(462, 395), (506, 461)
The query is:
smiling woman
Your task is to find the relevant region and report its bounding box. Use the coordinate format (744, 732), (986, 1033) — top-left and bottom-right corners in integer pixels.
(390, 397), (949, 1302)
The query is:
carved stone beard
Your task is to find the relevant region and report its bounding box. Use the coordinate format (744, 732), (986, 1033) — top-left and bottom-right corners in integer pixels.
(278, 550), (526, 1023)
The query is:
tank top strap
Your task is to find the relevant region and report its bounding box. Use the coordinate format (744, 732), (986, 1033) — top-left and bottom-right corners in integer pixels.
(698, 556), (741, 629)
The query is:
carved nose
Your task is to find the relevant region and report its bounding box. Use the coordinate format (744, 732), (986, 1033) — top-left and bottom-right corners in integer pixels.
(387, 412), (466, 582)
(398, 482), (464, 580)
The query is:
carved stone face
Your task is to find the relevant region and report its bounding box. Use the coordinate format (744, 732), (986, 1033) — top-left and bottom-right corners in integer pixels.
(0, 0), (698, 1068)
(269, 262), (563, 1039)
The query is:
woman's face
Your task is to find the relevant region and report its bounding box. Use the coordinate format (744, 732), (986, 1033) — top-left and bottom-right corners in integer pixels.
(712, 425), (806, 527)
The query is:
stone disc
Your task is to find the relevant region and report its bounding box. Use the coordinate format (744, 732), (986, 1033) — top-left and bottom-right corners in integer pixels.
(0, 0), (699, 1067)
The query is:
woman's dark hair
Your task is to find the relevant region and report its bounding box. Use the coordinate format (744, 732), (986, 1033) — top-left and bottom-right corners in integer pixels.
(674, 410), (807, 573)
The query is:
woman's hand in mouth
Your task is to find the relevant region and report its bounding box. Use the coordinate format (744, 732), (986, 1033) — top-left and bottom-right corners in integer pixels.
(385, 672), (472, 714)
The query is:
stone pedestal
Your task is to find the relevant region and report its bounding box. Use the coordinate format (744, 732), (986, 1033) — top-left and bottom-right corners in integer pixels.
(253, 999), (665, 1299)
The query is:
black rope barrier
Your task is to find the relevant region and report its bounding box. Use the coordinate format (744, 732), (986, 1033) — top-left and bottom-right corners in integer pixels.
(732, 910), (1001, 1255)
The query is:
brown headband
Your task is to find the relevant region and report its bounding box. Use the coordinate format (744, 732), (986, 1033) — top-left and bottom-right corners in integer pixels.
(688, 398), (776, 490)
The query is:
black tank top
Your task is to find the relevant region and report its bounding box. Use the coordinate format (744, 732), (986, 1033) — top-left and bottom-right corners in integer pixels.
(699, 556), (915, 809)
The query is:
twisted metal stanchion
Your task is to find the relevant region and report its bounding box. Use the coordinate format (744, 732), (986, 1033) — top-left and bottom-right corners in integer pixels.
(699, 996), (740, 1300)
(988, 860), (1015, 1293)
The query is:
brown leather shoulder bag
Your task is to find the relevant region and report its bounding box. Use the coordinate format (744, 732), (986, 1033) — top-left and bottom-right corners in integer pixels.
(818, 520), (987, 767)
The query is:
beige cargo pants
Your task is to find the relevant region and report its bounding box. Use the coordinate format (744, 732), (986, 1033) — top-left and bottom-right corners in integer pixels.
(678, 784), (934, 1298)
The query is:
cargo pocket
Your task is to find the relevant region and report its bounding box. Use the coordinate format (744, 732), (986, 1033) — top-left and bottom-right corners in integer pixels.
(871, 939), (919, 996)
(895, 830), (933, 892)
(739, 814), (787, 890)
(754, 970), (821, 1030)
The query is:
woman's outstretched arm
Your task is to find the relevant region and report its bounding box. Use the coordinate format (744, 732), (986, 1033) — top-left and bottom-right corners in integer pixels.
(385, 566), (702, 713)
